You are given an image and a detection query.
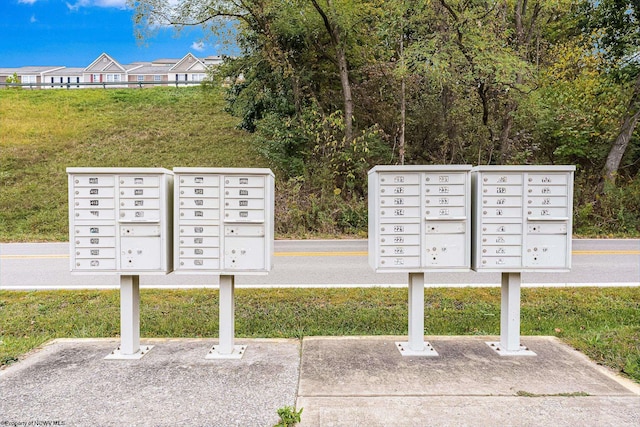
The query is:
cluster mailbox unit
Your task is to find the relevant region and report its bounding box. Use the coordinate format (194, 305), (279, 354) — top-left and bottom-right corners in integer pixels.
(368, 164), (575, 357)
(173, 167), (275, 358)
(67, 167), (173, 358)
(368, 165), (473, 355)
(173, 168), (274, 275)
(67, 166), (275, 360)
(471, 165), (575, 355)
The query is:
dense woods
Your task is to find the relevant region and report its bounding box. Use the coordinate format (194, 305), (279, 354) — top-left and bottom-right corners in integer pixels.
(131, 0), (640, 236)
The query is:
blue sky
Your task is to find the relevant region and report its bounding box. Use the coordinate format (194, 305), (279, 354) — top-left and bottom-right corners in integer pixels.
(1, 0), (237, 67)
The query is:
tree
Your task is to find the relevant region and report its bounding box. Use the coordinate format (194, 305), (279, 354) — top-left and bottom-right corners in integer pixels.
(581, 0), (640, 185)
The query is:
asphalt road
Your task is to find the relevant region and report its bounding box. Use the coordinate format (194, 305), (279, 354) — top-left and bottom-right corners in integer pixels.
(0, 239), (638, 289)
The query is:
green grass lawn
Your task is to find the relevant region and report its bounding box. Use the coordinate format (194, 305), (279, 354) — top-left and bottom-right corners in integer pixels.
(1, 287), (638, 383)
(0, 87), (266, 242)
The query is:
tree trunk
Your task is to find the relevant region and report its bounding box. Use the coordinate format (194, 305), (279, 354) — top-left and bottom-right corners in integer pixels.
(602, 72), (640, 186)
(311, 0), (354, 142)
(399, 31), (406, 165)
(336, 45), (354, 142)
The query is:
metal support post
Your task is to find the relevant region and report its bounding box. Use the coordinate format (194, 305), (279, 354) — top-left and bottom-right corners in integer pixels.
(396, 272), (438, 357)
(105, 275), (153, 359)
(207, 275), (246, 359)
(486, 272), (535, 356)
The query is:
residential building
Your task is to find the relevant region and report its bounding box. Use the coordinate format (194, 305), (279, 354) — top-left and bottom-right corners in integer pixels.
(0, 52), (221, 89)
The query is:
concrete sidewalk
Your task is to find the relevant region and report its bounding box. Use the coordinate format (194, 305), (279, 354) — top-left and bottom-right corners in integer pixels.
(1, 336), (639, 426)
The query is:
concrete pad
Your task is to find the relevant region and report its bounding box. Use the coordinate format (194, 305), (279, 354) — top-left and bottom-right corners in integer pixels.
(297, 336), (640, 426)
(0, 338), (300, 427)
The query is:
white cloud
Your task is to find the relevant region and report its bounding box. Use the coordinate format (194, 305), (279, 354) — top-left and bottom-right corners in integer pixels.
(18, 0), (38, 5)
(95, 0), (128, 7)
(191, 41), (206, 52)
(66, 0), (128, 11)
(30, 15), (37, 23)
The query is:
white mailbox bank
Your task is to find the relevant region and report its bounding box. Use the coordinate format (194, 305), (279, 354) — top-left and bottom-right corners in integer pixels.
(173, 167), (275, 358)
(67, 167), (173, 358)
(368, 165), (472, 355)
(472, 165), (575, 355)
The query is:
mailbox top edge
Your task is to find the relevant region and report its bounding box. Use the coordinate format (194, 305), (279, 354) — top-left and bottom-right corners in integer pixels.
(66, 167), (173, 175)
(173, 167), (274, 177)
(368, 165), (473, 174)
(471, 165), (576, 172)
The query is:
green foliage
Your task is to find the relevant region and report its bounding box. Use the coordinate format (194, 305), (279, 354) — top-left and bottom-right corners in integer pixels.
(274, 406), (303, 427)
(5, 72), (20, 87)
(574, 177), (640, 236)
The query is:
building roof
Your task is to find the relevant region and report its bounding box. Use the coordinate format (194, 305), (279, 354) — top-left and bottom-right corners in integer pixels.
(1, 52), (222, 77)
(42, 67), (85, 76)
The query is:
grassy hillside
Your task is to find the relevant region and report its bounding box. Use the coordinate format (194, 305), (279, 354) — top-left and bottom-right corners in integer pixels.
(0, 87), (266, 242)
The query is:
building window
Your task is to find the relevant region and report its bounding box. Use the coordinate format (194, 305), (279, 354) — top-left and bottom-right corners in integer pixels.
(93, 74), (100, 83)
(113, 74), (121, 82)
(137, 75), (144, 82)
(154, 75), (162, 82)
(21, 75), (37, 84)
